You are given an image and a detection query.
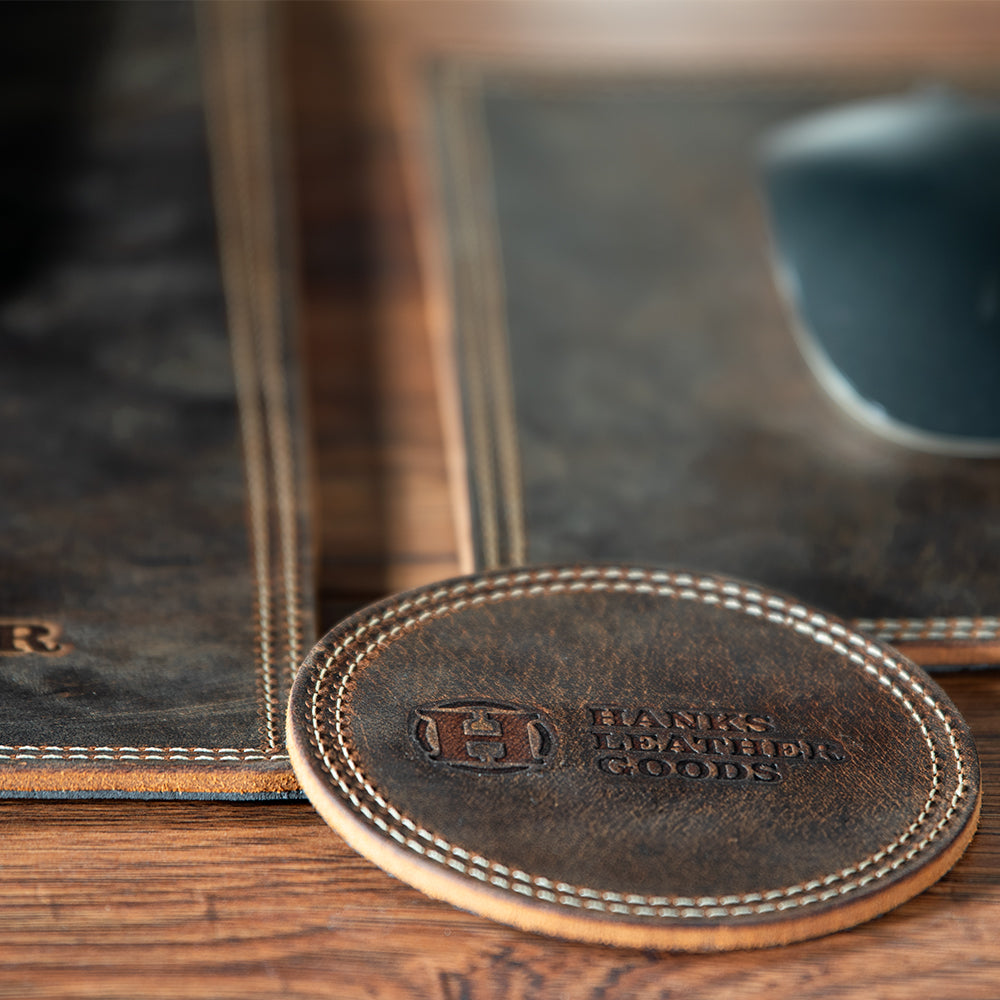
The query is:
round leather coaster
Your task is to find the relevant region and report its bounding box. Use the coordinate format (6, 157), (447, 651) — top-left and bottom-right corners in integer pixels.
(287, 566), (980, 951)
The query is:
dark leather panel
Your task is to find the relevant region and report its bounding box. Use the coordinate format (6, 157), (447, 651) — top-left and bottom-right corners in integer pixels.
(0, 2), (311, 795)
(432, 70), (1000, 666)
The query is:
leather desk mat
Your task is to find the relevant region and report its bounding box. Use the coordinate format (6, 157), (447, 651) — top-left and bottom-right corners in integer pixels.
(0, 2), (312, 798)
(428, 66), (1000, 672)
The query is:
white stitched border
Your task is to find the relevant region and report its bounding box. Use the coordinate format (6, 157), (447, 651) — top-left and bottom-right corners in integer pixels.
(308, 566), (968, 920)
(855, 617), (1000, 642)
(0, 745), (289, 761)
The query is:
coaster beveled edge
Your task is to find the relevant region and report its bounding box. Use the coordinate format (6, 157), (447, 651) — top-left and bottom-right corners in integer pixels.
(287, 564), (981, 951)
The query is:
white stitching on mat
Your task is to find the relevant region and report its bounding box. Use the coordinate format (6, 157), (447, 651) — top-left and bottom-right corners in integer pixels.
(209, 1), (281, 752)
(855, 617), (1000, 642)
(308, 566), (967, 921)
(1, 755), (287, 761)
(0, 746), (289, 761)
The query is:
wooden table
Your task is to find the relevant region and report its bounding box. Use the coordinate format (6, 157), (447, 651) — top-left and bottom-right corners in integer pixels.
(3, 4), (998, 996)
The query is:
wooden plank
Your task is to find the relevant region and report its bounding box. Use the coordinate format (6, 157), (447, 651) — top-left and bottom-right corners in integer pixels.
(0, 668), (995, 998)
(289, 0), (462, 619)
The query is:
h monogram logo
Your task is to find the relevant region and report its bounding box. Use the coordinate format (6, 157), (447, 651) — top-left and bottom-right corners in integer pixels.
(411, 700), (557, 773)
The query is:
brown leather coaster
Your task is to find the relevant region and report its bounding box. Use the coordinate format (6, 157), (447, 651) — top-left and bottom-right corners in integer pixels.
(287, 566), (980, 951)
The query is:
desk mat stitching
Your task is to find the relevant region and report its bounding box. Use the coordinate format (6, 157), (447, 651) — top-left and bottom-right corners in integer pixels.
(439, 66), (1000, 645)
(308, 566), (966, 920)
(439, 69), (526, 568)
(203, 0), (302, 754)
(0, 746), (289, 761)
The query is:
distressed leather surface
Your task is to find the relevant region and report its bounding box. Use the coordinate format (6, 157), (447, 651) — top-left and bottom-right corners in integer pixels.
(0, 2), (311, 796)
(289, 565), (980, 950)
(431, 69), (1000, 668)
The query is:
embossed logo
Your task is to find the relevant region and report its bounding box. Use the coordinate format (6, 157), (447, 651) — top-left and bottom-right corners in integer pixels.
(411, 700), (557, 773)
(0, 620), (68, 656)
(588, 704), (847, 783)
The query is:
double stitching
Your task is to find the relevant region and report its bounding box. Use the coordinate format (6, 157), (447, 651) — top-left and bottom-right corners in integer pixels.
(0, 746), (288, 762)
(308, 567), (967, 920)
(855, 617), (1000, 643)
(207, 0), (303, 751)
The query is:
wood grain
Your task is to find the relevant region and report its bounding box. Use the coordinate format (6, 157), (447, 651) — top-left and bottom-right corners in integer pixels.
(291, 0), (461, 622)
(0, 668), (996, 999)
(2, 2), (999, 995)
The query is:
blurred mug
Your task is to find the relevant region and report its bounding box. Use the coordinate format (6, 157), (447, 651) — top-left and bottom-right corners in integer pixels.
(760, 87), (1000, 456)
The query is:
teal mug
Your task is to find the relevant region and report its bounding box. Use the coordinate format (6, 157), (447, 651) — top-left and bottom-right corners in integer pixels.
(760, 88), (1000, 455)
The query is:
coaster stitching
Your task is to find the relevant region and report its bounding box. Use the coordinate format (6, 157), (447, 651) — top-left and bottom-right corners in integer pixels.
(315, 569), (962, 913)
(309, 567), (966, 919)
